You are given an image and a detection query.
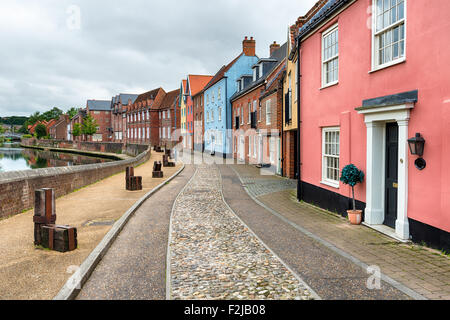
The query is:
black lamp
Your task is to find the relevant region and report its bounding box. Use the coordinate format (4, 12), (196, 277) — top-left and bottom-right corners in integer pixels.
(408, 133), (426, 170)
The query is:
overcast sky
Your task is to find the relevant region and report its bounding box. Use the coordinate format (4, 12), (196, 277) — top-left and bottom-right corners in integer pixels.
(0, 0), (317, 117)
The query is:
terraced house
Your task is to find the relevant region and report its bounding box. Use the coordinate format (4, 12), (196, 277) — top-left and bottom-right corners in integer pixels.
(111, 93), (139, 143)
(158, 89), (180, 149)
(186, 75), (213, 152)
(86, 100), (112, 142)
(127, 88), (166, 145)
(203, 37), (259, 157)
(296, 0), (450, 250)
(180, 80), (188, 149)
(230, 41), (286, 175)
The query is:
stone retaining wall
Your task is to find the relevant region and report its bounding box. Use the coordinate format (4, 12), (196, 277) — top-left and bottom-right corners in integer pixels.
(0, 147), (151, 219)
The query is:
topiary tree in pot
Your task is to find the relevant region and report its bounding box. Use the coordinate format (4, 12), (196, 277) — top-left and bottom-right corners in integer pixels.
(340, 164), (365, 225)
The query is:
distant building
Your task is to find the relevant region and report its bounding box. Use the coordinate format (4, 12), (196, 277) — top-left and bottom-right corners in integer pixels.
(86, 100), (112, 142)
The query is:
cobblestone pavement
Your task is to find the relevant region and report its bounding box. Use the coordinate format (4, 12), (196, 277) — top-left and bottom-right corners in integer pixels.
(168, 164), (317, 300)
(229, 164), (450, 300)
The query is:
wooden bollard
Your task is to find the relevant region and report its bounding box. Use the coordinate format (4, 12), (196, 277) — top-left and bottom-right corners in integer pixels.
(33, 188), (56, 245)
(126, 166), (134, 190)
(41, 225), (77, 252)
(152, 161), (163, 178)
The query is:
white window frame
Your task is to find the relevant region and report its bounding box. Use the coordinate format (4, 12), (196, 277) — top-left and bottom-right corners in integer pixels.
(241, 106), (244, 125)
(218, 87), (221, 100)
(371, 0), (407, 72)
(266, 100), (272, 125)
(321, 127), (340, 188)
(321, 23), (339, 88)
(218, 106), (222, 121)
(248, 103), (251, 124)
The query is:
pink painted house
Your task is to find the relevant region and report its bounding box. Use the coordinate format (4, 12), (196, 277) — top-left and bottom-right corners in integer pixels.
(296, 0), (450, 250)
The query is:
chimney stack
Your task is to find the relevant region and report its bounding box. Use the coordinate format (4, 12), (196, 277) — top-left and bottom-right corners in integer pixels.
(270, 41), (281, 56)
(243, 36), (256, 56)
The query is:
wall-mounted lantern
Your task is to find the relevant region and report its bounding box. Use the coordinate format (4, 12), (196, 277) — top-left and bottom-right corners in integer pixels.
(408, 133), (426, 170)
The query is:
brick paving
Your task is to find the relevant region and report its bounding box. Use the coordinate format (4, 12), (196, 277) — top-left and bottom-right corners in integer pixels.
(230, 164), (450, 300)
(168, 164), (316, 300)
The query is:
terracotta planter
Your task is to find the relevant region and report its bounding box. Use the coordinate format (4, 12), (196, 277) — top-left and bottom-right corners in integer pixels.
(347, 210), (362, 225)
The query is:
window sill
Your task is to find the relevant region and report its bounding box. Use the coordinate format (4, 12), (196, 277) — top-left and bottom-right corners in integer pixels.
(320, 81), (339, 90)
(320, 180), (340, 189)
(369, 57), (406, 73)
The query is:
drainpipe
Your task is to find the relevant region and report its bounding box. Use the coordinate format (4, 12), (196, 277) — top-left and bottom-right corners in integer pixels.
(280, 71), (285, 177)
(296, 40), (302, 201)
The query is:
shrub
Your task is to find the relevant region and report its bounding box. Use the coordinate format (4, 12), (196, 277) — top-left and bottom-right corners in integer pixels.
(340, 164), (364, 211)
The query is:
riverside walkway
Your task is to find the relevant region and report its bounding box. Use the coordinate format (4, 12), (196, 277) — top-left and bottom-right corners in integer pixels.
(0, 151), (181, 300)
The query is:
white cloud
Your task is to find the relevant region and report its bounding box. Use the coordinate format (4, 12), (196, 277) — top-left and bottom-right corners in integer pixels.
(0, 0), (317, 116)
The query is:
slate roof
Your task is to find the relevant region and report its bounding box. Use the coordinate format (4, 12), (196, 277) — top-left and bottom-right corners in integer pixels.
(203, 52), (245, 91)
(230, 42), (287, 102)
(87, 100), (111, 111)
(297, 0), (349, 40)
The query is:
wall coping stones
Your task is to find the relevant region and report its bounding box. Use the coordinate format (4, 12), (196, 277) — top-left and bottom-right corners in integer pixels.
(0, 149), (149, 185)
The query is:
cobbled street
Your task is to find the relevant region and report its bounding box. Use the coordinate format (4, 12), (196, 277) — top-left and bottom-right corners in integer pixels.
(168, 164), (316, 300)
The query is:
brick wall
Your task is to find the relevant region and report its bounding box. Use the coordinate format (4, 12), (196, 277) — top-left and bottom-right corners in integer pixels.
(0, 147), (151, 219)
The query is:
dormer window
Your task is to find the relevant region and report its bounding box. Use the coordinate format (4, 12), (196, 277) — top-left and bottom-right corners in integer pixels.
(259, 64), (263, 78)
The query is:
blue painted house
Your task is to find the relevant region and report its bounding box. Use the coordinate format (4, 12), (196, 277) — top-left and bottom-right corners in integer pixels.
(203, 37), (259, 157)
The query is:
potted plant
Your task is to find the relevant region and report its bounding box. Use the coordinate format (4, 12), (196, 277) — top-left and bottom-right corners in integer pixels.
(340, 164), (365, 225)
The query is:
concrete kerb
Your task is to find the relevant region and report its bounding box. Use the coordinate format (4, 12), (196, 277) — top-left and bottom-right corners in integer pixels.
(53, 162), (186, 300)
(229, 165), (427, 301)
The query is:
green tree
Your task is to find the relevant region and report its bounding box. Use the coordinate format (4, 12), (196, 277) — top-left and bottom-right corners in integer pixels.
(340, 164), (365, 211)
(42, 107), (63, 121)
(72, 123), (82, 139)
(35, 123), (47, 139)
(67, 107), (79, 119)
(81, 115), (98, 140)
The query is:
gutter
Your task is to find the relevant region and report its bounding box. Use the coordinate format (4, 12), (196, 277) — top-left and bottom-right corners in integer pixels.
(296, 0), (350, 42)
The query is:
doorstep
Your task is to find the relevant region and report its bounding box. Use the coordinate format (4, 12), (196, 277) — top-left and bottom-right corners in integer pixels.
(362, 222), (410, 243)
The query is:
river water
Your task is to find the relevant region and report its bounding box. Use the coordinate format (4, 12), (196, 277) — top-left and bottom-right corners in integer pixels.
(0, 142), (113, 173)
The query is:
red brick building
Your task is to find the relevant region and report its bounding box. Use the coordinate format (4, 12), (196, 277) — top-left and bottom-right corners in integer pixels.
(158, 89), (180, 149)
(127, 88), (166, 145)
(111, 94), (138, 143)
(49, 114), (70, 140)
(86, 100), (112, 142)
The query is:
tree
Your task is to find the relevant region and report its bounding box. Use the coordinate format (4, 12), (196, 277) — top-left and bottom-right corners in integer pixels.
(340, 164), (365, 211)
(81, 115), (98, 139)
(42, 107), (63, 121)
(35, 123), (48, 139)
(72, 123), (82, 139)
(67, 107), (79, 119)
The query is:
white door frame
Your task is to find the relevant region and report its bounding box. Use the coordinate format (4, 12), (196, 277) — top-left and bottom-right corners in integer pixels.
(358, 103), (414, 240)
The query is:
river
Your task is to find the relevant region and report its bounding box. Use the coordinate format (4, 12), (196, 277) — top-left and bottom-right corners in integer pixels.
(0, 142), (113, 173)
